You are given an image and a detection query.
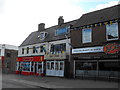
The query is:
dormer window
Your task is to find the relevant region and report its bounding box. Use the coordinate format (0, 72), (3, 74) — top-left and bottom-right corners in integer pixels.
(55, 27), (70, 36)
(38, 32), (48, 40)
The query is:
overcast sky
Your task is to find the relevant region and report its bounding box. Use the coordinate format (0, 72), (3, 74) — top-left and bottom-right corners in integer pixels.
(0, 0), (119, 46)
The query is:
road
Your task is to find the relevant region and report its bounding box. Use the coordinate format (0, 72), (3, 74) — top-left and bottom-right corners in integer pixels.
(1, 72), (41, 89)
(0, 71), (119, 90)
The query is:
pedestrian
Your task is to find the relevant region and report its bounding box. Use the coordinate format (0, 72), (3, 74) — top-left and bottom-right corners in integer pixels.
(19, 66), (22, 75)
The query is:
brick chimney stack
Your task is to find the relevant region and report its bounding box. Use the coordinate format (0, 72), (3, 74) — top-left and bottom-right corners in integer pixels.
(58, 16), (64, 25)
(38, 23), (45, 32)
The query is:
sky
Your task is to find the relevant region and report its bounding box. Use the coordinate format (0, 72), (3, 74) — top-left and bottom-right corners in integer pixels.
(0, 0), (119, 46)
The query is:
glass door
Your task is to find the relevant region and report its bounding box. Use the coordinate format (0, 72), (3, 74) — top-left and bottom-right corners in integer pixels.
(59, 61), (64, 77)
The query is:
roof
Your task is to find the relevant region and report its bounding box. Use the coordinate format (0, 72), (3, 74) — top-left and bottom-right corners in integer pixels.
(0, 44), (18, 50)
(20, 19), (77, 46)
(73, 4), (120, 28)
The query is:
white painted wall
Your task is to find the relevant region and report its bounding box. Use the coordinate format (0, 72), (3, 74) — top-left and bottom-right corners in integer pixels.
(0, 44), (18, 56)
(18, 42), (48, 57)
(18, 39), (71, 57)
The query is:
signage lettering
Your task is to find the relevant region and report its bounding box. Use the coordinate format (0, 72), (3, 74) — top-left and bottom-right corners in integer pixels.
(72, 46), (103, 54)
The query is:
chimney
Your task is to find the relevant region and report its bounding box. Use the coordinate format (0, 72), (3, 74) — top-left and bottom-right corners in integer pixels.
(58, 16), (64, 25)
(38, 23), (45, 32)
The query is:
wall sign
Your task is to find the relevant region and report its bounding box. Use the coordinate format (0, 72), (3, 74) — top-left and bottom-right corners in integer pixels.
(72, 46), (103, 54)
(17, 56), (44, 62)
(103, 43), (120, 54)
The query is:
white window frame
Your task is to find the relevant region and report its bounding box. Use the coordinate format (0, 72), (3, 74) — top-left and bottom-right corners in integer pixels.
(82, 28), (92, 43)
(106, 23), (119, 41)
(38, 32), (48, 40)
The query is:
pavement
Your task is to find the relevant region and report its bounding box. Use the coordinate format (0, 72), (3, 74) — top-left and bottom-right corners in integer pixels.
(2, 73), (120, 89)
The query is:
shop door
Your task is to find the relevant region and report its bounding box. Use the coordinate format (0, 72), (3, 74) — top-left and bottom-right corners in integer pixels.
(55, 61), (59, 76)
(38, 62), (43, 74)
(46, 61), (55, 76)
(34, 62), (38, 74)
(46, 61), (51, 76)
(50, 61), (55, 76)
(59, 61), (64, 77)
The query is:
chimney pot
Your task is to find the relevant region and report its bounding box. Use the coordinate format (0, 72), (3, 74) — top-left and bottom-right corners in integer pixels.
(38, 23), (45, 32)
(58, 16), (64, 25)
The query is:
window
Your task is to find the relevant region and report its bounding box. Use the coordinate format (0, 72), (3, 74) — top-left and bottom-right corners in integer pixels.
(6, 62), (10, 68)
(40, 45), (46, 53)
(6, 52), (11, 57)
(106, 23), (119, 41)
(50, 43), (66, 54)
(51, 62), (54, 70)
(0, 49), (1, 56)
(33, 46), (38, 53)
(82, 28), (92, 43)
(38, 32), (48, 40)
(60, 62), (64, 70)
(26, 47), (29, 54)
(21, 62), (30, 71)
(55, 27), (69, 36)
(55, 62), (59, 70)
(22, 48), (24, 54)
(47, 62), (50, 70)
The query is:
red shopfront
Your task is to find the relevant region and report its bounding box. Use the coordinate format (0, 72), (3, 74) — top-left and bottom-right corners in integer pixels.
(16, 56), (45, 76)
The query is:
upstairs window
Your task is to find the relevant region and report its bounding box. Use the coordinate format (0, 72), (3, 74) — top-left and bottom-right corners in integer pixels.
(38, 32), (48, 40)
(33, 46), (38, 53)
(6, 52), (11, 57)
(26, 47), (29, 54)
(106, 23), (119, 41)
(40, 44), (46, 53)
(50, 43), (66, 54)
(55, 27), (70, 36)
(82, 28), (92, 43)
(22, 48), (24, 54)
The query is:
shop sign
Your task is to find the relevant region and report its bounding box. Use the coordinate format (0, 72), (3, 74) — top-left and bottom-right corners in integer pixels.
(17, 56), (44, 62)
(45, 53), (66, 60)
(103, 43), (120, 54)
(0, 56), (4, 60)
(72, 46), (103, 54)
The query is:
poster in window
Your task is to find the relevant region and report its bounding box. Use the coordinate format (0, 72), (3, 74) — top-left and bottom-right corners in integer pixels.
(106, 23), (118, 40)
(82, 28), (92, 43)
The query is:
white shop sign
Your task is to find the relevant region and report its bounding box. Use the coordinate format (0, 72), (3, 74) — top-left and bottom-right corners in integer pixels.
(72, 46), (103, 54)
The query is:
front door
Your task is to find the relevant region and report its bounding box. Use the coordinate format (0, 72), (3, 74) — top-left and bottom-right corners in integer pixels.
(34, 62), (38, 74)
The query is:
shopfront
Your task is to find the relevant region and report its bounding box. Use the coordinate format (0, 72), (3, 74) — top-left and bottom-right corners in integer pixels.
(45, 43), (67, 77)
(16, 56), (44, 76)
(72, 43), (120, 79)
(46, 60), (64, 77)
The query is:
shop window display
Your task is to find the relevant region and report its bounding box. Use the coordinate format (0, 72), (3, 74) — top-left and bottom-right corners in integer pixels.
(51, 62), (54, 70)
(21, 62), (30, 71)
(76, 62), (97, 70)
(47, 62), (50, 70)
(60, 62), (64, 70)
(55, 62), (59, 70)
(50, 43), (66, 54)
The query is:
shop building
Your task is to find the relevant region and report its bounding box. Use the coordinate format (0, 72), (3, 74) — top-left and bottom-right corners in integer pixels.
(71, 5), (120, 80)
(0, 44), (18, 74)
(16, 16), (77, 77)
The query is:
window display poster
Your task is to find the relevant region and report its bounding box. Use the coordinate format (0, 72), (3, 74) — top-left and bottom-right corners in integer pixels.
(82, 28), (92, 43)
